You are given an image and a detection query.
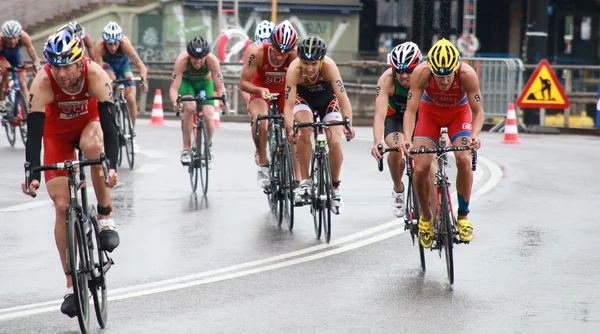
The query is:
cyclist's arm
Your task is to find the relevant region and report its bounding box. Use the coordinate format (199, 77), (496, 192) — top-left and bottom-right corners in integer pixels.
(121, 36), (147, 83)
(206, 53), (226, 97)
(239, 44), (263, 95)
(169, 53), (186, 107)
(20, 32), (41, 68)
(25, 70), (54, 181)
(93, 39), (105, 65)
(87, 61), (119, 170)
(283, 59), (300, 130)
(324, 57), (352, 124)
(83, 33), (97, 60)
(460, 64), (485, 137)
(403, 63), (429, 142)
(373, 70), (392, 145)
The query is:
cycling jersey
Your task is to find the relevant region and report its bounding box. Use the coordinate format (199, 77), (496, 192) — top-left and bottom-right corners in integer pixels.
(415, 63), (472, 144)
(384, 75), (409, 137)
(249, 42), (292, 114)
(102, 45), (134, 87)
(293, 79), (340, 122)
(178, 57), (216, 106)
(0, 38), (23, 67)
(43, 57), (100, 181)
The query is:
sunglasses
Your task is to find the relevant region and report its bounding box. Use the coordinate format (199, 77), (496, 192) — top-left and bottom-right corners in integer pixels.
(395, 68), (414, 75)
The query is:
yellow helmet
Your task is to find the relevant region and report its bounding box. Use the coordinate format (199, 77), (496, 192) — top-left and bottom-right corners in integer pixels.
(427, 38), (460, 76)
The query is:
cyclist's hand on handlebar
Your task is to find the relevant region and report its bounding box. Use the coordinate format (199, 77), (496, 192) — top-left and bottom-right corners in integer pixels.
(469, 135), (481, 149)
(22, 179), (40, 197)
(371, 143), (383, 161)
(101, 169), (119, 188)
(219, 101), (229, 115)
(402, 142), (414, 157)
(259, 88), (271, 100)
(344, 126), (355, 142)
(139, 79), (148, 93)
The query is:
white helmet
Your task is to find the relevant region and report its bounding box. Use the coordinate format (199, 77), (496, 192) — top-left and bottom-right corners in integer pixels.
(2, 20), (22, 38)
(102, 21), (123, 44)
(254, 20), (274, 43)
(388, 41), (422, 72)
(69, 21), (85, 37)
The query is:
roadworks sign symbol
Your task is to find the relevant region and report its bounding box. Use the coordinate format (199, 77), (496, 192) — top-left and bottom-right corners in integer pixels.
(517, 59), (570, 109)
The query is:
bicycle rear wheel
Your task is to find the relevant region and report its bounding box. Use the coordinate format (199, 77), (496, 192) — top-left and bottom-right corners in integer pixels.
(320, 156), (333, 243)
(440, 184), (454, 285)
(66, 208), (90, 332)
(120, 103), (135, 169)
(197, 120), (210, 195)
(283, 142), (295, 231)
(3, 114), (16, 147)
(189, 123), (199, 192)
(88, 206), (108, 328)
(15, 90), (28, 146)
(115, 104), (124, 168)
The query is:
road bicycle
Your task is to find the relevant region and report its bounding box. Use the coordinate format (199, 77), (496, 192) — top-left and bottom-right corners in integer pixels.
(255, 93), (295, 230)
(0, 65), (35, 147)
(177, 92), (227, 194)
(293, 115), (351, 243)
(112, 77), (144, 169)
(24, 146), (114, 333)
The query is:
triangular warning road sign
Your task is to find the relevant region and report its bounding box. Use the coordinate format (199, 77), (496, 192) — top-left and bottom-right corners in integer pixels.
(517, 59), (570, 109)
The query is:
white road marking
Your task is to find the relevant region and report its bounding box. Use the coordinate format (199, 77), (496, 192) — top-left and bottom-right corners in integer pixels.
(0, 200), (53, 212)
(134, 164), (164, 174)
(0, 156), (503, 320)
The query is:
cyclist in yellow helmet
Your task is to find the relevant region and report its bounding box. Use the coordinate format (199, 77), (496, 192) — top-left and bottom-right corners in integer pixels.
(401, 38), (484, 248)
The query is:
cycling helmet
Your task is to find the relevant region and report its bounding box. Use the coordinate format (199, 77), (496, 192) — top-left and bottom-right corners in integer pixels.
(2, 20), (22, 38)
(427, 38), (460, 76)
(254, 20), (274, 43)
(102, 21), (123, 44)
(388, 41), (422, 72)
(297, 36), (327, 61)
(270, 20), (298, 53)
(69, 21), (85, 37)
(43, 28), (85, 66)
(187, 35), (210, 58)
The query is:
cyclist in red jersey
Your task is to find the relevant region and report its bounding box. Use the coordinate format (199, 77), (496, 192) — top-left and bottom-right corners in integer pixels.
(402, 38), (483, 249)
(240, 20), (298, 188)
(21, 27), (120, 318)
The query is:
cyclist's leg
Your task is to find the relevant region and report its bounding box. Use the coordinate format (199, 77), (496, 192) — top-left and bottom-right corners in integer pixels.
(279, 96), (300, 182)
(322, 97), (343, 188)
(384, 115), (406, 217)
(179, 79), (196, 162)
(119, 64), (138, 129)
(248, 95), (269, 165)
(447, 105), (474, 241)
(0, 56), (9, 101)
(199, 80), (216, 143)
(292, 96), (314, 200)
(8, 50), (28, 109)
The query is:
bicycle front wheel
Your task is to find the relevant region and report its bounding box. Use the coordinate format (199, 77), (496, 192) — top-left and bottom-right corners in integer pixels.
(283, 142), (295, 231)
(15, 90), (28, 146)
(440, 185), (454, 285)
(121, 103), (135, 169)
(270, 148), (282, 223)
(197, 120), (210, 195)
(310, 153), (321, 239)
(115, 104), (124, 168)
(189, 123), (199, 193)
(320, 155), (333, 244)
(406, 179), (425, 272)
(88, 206), (109, 328)
(66, 207), (91, 332)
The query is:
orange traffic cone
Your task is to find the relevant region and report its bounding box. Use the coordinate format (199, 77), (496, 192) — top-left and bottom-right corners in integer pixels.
(213, 105), (222, 129)
(149, 89), (166, 126)
(501, 103), (522, 144)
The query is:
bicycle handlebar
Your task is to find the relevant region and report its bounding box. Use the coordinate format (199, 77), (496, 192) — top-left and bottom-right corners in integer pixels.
(112, 76), (144, 84)
(292, 116), (351, 137)
(376, 144), (477, 172)
(254, 113), (284, 136)
(24, 153), (110, 197)
(177, 93), (228, 114)
(1, 65), (36, 74)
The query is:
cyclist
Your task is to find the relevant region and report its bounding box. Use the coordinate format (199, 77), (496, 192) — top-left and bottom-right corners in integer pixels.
(169, 35), (229, 167)
(0, 20), (41, 111)
(283, 36), (355, 215)
(240, 20), (298, 188)
(21, 27), (120, 317)
(95, 21), (148, 133)
(371, 41), (421, 218)
(402, 38), (483, 248)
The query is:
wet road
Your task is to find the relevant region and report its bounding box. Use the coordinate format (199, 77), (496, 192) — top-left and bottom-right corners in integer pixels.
(1, 120), (599, 333)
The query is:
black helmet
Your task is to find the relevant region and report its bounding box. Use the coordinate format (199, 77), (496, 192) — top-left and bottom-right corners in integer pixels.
(297, 36), (327, 61)
(187, 36), (210, 58)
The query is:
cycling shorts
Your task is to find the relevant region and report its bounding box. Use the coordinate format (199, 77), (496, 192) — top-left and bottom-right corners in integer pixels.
(293, 93), (341, 122)
(249, 93), (285, 114)
(43, 118), (100, 182)
(414, 101), (472, 145)
(384, 114), (404, 138)
(103, 57), (134, 87)
(0, 48), (23, 68)
(178, 79), (216, 106)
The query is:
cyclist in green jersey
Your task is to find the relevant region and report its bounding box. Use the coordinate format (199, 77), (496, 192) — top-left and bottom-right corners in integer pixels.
(371, 42), (422, 217)
(169, 36), (229, 167)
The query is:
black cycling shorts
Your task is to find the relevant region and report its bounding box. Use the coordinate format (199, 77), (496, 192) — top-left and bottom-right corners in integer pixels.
(384, 115), (404, 138)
